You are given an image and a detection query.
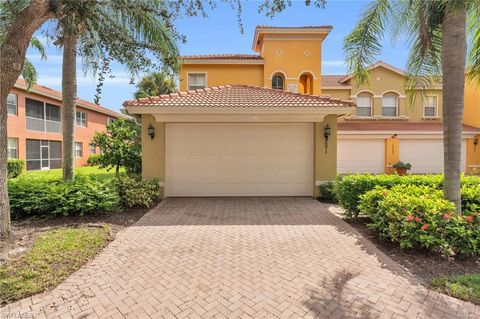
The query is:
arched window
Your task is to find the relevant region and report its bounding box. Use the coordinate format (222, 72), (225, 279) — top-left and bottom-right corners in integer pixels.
(356, 92), (373, 117)
(299, 73), (313, 94)
(382, 92), (398, 117)
(272, 74), (284, 90)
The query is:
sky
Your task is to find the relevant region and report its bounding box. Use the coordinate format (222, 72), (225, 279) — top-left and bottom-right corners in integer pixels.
(26, 0), (411, 113)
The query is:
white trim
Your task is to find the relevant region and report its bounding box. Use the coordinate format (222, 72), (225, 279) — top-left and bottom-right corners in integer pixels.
(268, 70), (288, 81)
(338, 131), (479, 138)
(353, 90), (375, 97)
(186, 72), (208, 91)
(297, 70), (318, 80)
(355, 93), (374, 117)
(252, 27), (332, 51)
(126, 106), (354, 115)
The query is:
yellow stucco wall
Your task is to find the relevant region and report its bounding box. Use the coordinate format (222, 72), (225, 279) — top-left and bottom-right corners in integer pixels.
(466, 135), (480, 174)
(322, 89), (350, 100)
(464, 79), (480, 128)
(179, 64), (264, 91)
(141, 115), (165, 184)
(314, 115), (337, 197)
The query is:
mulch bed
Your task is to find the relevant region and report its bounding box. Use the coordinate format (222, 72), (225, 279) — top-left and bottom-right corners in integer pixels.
(0, 207), (151, 263)
(346, 217), (480, 284)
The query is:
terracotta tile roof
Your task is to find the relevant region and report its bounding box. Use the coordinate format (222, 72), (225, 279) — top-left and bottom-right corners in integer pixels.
(14, 79), (121, 118)
(322, 75), (347, 87)
(180, 54), (263, 60)
(256, 25), (333, 30)
(123, 85), (355, 108)
(338, 122), (480, 132)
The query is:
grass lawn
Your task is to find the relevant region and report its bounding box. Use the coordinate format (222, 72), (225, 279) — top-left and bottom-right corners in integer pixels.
(0, 226), (111, 305)
(19, 166), (122, 181)
(432, 274), (480, 305)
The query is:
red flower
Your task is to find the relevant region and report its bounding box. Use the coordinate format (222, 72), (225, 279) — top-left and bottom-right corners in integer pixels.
(466, 216), (474, 223)
(443, 213), (452, 220)
(421, 224), (429, 230)
(415, 217), (422, 223)
(405, 215), (414, 222)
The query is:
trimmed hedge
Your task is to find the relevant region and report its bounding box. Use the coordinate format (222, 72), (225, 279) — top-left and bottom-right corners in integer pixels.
(335, 174), (480, 218)
(7, 160), (25, 178)
(114, 175), (161, 208)
(318, 181), (338, 203)
(359, 185), (480, 257)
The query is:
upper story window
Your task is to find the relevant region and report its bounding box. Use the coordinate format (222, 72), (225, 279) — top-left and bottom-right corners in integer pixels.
(7, 138), (18, 159)
(76, 110), (88, 127)
(424, 96), (438, 117)
(382, 92), (398, 117)
(272, 74), (284, 90)
(356, 92), (373, 117)
(25, 98), (61, 133)
(7, 93), (17, 115)
(75, 142), (83, 158)
(188, 73), (207, 90)
(90, 143), (97, 155)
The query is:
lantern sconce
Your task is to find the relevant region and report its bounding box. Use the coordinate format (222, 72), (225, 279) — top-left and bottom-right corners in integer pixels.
(474, 136), (479, 149)
(324, 124), (331, 154)
(148, 124), (155, 140)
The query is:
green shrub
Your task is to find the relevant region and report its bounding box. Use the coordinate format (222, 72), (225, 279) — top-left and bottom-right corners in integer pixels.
(359, 185), (480, 257)
(87, 154), (101, 166)
(335, 174), (480, 218)
(462, 184), (480, 214)
(114, 175), (161, 208)
(318, 181), (338, 203)
(8, 176), (119, 219)
(7, 160), (25, 178)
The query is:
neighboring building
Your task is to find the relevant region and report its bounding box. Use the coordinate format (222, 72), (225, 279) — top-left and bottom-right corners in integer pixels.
(7, 79), (121, 170)
(322, 61), (480, 174)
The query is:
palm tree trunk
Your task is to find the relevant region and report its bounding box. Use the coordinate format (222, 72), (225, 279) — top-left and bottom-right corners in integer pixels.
(441, 8), (467, 213)
(0, 0), (57, 241)
(62, 34), (78, 181)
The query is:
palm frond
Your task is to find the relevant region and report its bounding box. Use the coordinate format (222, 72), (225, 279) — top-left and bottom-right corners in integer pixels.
(343, 0), (394, 85)
(21, 58), (38, 89)
(467, 2), (480, 83)
(29, 36), (47, 60)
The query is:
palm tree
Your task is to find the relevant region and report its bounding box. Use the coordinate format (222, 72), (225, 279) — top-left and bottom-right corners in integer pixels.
(134, 72), (177, 98)
(50, 0), (179, 180)
(343, 0), (480, 212)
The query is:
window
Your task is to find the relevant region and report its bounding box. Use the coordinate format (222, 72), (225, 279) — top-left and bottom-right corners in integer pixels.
(25, 98), (61, 133)
(7, 138), (18, 159)
(76, 111), (88, 127)
(26, 139), (62, 170)
(272, 74), (284, 90)
(188, 73), (206, 90)
(7, 93), (17, 115)
(90, 143), (96, 155)
(382, 93), (398, 117)
(424, 96), (438, 117)
(107, 118), (116, 125)
(75, 142), (83, 158)
(356, 93), (373, 117)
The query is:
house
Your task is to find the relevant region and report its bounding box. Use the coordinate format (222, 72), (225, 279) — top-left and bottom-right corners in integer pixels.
(322, 61), (480, 174)
(123, 26), (355, 197)
(123, 25), (480, 198)
(7, 79), (121, 170)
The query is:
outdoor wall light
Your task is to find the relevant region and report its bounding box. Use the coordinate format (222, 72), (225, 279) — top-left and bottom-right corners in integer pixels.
(324, 124), (331, 154)
(148, 124), (155, 140)
(474, 137), (479, 148)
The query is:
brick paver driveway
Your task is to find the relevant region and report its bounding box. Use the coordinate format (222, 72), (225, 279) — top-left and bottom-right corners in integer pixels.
(2, 197), (479, 319)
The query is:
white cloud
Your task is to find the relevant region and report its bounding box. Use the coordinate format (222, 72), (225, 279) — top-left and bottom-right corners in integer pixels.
(322, 60), (346, 67)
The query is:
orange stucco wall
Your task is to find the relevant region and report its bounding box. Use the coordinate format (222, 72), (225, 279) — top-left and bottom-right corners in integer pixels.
(464, 79), (480, 128)
(7, 87), (115, 169)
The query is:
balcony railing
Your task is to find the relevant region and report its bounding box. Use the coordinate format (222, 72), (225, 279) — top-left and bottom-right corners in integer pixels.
(26, 117), (61, 133)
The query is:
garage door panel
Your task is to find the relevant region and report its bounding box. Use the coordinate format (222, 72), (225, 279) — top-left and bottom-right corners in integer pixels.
(338, 139), (384, 174)
(166, 123), (314, 197)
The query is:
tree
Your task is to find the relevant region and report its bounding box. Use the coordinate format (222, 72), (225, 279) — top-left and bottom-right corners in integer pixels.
(134, 72), (177, 98)
(92, 118), (141, 175)
(0, 0), (61, 240)
(343, 0), (480, 212)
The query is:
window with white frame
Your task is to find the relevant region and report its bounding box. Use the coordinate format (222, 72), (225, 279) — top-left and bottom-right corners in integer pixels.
(424, 96), (438, 117)
(188, 73), (206, 90)
(356, 93), (373, 117)
(7, 93), (17, 115)
(382, 93), (398, 117)
(25, 98), (61, 133)
(90, 143), (96, 155)
(7, 138), (18, 159)
(76, 110), (87, 127)
(75, 142), (83, 158)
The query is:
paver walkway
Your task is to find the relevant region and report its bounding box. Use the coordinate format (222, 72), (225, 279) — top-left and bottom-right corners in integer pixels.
(1, 197), (479, 319)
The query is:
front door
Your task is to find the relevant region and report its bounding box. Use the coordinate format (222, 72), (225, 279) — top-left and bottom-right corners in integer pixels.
(41, 141), (49, 170)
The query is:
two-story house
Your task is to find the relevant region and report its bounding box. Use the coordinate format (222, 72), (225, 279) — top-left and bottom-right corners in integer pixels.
(323, 61), (480, 174)
(7, 79), (121, 170)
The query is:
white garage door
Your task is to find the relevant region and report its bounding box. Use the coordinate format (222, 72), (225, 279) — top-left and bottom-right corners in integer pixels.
(400, 139), (467, 173)
(165, 123), (314, 197)
(338, 139), (385, 174)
